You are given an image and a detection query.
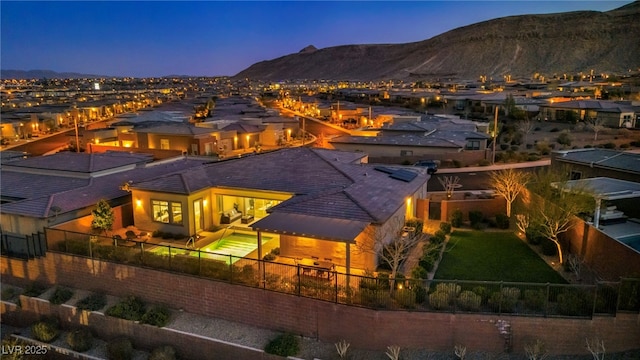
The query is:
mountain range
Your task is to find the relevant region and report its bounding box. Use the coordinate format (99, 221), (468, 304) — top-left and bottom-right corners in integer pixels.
(235, 1), (640, 81)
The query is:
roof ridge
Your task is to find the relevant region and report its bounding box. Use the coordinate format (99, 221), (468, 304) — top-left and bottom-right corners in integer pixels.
(341, 188), (381, 223)
(311, 148), (359, 183)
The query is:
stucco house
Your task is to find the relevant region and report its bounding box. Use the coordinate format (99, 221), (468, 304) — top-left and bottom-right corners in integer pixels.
(129, 148), (430, 272)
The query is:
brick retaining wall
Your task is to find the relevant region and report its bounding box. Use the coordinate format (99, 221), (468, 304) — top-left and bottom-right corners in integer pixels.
(2, 253), (639, 356)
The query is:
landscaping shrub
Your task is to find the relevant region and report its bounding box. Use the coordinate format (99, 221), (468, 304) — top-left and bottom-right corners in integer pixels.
(107, 338), (134, 360)
(263, 253), (276, 261)
(489, 287), (521, 313)
(557, 289), (591, 316)
(394, 288), (416, 309)
(457, 290), (482, 311)
(439, 222), (452, 234)
(1, 287), (17, 301)
(452, 160), (462, 168)
(594, 285), (618, 314)
(525, 227), (545, 245)
(620, 143), (630, 149)
(429, 232), (445, 245)
(23, 282), (47, 297)
(527, 154), (541, 161)
(66, 328), (94, 352)
(49, 287), (74, 305)
(414, 285), (427, 304)
(428, 291), (450, 310)
(418, 254), (436, 272)
(603, 142), (616, 149)
(472, 286), (490, 303)
(524, 289), (546, 311)
(106, 296), (146, 321)
(631, 140), (640, 147)
(411, 266), (428, 280)
(435, 283), (461, 302)
(541, 238), (557, 256)
(270, 247), (280, 255)
(510, 145), (519, 151)
(141, 305), (171, 327)
(478, 159), (491, 166)
(500, 144), (509, 151)
(265, 333), (299, 357)
(152, 230), (164, 238)
(31, 317), (60, 343)
(450, 209), (463, 228)
(468, 210), (483, 226)
(76, 292), (107, 311)
(149, 345), (177, 360)
(161, 232), (174, 239)
(495, 213), (510, 229)
(557, 132), (571, 146)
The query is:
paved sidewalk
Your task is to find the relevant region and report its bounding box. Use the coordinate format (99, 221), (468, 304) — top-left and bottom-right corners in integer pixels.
(437, 159), (550, 174)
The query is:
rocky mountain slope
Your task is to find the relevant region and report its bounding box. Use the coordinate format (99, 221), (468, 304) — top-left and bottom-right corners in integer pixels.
(235, 2), (640, 81)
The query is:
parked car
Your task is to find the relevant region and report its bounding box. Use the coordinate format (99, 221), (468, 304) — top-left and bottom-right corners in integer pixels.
(413, 160), (438, 174)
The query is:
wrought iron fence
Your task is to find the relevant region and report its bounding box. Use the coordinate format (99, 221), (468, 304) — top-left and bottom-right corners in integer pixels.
(41, 228), (640, 318)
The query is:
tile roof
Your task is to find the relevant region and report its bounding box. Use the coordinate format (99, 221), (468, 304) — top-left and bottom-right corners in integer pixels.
(554, 149), (640, 175)
(132, 148), (429, 224)
(330, 134), (463, 148)
(131, 123), (215, 136)
(1, 151), (153, 174)
(1, 157), (210, 218)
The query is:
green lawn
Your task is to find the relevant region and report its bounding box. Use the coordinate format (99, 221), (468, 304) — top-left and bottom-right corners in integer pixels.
(434, 230), (567, 283)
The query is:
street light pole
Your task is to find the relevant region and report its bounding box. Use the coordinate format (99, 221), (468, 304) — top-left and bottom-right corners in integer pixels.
(492, 105), (498, 164)
(74, 117), (80, 153)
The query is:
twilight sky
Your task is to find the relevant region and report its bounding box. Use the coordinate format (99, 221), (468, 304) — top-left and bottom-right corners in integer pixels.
(1, 1), (632, 78)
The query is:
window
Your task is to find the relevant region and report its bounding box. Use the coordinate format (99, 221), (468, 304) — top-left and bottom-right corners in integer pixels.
(400, 150), (413, 156)
(570, 171), (582, 180)
(466, 140), (480, 150)
(152, 200), (183, 225)
(160, 139), (170, 150)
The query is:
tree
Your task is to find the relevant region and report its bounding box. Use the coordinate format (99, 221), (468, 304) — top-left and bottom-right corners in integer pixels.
(438, 176), (461, 200)
(585, 117), (605, 141)
(489, 168), (530, 217)
(516, 118), (535, 146)
(91, 199), (115, 236)
(356, 218), (424, 291)
(526, 168), (594, 264)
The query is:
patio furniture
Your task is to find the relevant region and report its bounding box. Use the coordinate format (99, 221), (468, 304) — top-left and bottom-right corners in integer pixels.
(241, 215), (254, 224)
(221, 209), (242, 224)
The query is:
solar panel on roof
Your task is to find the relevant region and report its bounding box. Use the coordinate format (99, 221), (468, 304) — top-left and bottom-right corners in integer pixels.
(389, 169), (418, 182)
(374, 166), (395, 174)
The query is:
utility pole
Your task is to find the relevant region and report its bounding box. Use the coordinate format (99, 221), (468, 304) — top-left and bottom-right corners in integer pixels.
(492, 105), (498, 164)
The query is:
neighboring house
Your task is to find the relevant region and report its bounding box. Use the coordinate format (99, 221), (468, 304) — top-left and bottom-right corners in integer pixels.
(538, 100), (637, 127)
(0, 152), (209, 236)
(329, 116), (490, 164)
(129, 148), (430, 272)
(117, 122), (220, 155)
(551, 148), (640, 183)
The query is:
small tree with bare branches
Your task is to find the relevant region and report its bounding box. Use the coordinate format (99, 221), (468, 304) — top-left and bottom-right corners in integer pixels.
(527, 168), (594, 264)
(517, 118), (535, 146)
(585, 117), (606, 141)
(438, 176), (461, 200)
(489, 168), (530, 217)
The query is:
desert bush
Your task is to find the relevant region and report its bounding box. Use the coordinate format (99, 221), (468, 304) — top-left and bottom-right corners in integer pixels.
(49, 287), (74, 305)
(394, 288), (416, 309)
(429, 291), (450, 310)
(107, 338), (133, 360)
(106, 296), (146, 321)
(450, 209), (463, 227)
(1, 287), (17, 301)
(23, 282), (47, 297)
(149, 345), (177, 360)
(524, 289), (546, 311)
(478, 159), (491, 166)
(557, 289), (591, 316)
(66, 328), (94, 352)
(31, 317), (59, 343)
(76, 292), (107, 311)
(439, 222), (452, 234)
(557, 131), (572, 146)
(414, 285), (427, 304)
(457, 291), (482, 311)
(495, 213), (510, 229)
(468, 210), (483, 226)
(265, 333), (299, 357)
(435, 283), (461, 301)
(602, 142), (616, 149)
(411, 266), (429, 280)
(141, 306), (171, 327)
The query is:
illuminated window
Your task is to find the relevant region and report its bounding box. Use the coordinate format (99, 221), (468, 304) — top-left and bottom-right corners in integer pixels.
(160, 139), (170, 150)
(152, 200), (182, 225)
